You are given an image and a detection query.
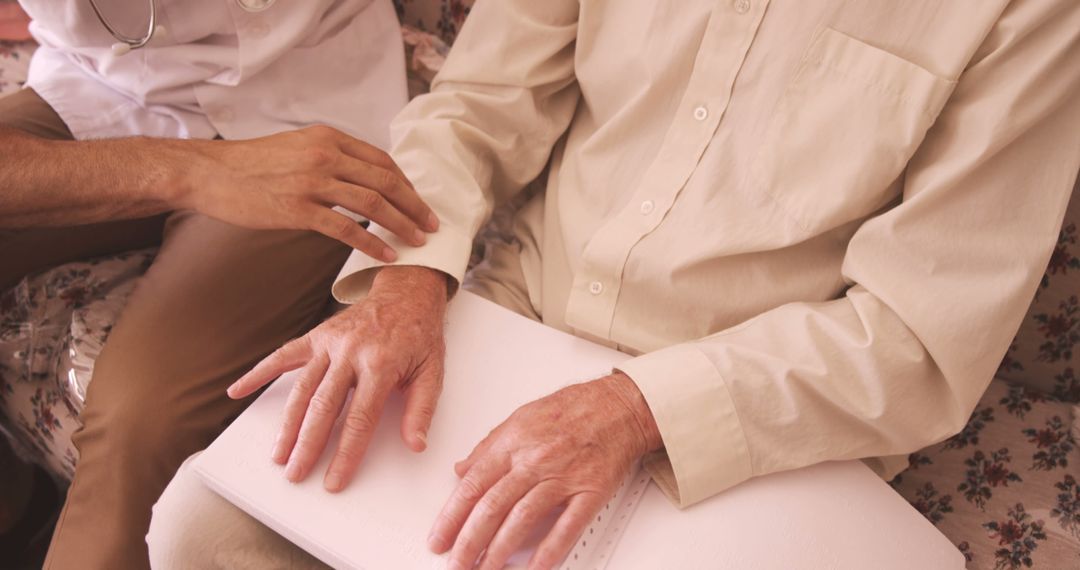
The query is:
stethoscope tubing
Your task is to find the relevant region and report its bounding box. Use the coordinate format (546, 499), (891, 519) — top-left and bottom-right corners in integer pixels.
(87, 0), (157, 49)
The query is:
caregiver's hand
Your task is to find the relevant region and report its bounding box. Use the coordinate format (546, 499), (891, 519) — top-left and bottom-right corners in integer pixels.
(227, 266), (449, 491)
(181, 125), (439, 262)
(429, 373), (663, 570)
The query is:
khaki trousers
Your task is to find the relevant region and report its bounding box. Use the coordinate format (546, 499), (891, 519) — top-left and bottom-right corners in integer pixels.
(0, 88), (351, 570)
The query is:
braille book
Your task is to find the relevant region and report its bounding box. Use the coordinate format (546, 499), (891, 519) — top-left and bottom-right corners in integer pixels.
(195, 292), (963, 569)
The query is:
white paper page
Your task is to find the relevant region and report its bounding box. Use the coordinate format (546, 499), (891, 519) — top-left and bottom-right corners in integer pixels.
(606, 461), (964, 569)
(195, 292), (634, 570)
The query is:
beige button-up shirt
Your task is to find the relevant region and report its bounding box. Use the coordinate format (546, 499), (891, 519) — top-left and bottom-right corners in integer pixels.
(336, 0), (1080, 507)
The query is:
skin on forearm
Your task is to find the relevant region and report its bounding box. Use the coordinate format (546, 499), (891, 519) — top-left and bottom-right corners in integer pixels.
(371, 265), (452, 301)
(0, 126), (190, 228)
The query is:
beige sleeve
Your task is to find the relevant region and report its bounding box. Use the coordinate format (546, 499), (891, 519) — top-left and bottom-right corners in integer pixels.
(619, 0), (1080, 507)
(333, 0), (582, 303)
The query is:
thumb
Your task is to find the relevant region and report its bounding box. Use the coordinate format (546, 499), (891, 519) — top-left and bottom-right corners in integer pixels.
(400, 360), (443, 452)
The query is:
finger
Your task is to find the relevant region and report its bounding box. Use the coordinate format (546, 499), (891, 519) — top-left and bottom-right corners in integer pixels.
(306, 206), (397, 262)
(333, 134), (414, 191)
(528, 494), (607, 570)
(449, 474), (536, 570)
(228, 337), (313, 399)
(272, 355), (330, 464)
(284, 364), (354, 483)
(323, 370), (394, 492)
(319, 182), (426, 248)
(454, 435), (491, 478)
(334, 158), (437, 233)
(400, 360), (444, 452)
(478, 483), (564, 570)
(429, 457), (510, 554)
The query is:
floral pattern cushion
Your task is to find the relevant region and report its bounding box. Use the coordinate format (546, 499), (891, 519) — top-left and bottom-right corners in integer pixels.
(0, 250), (155, 479)
(997, 174), (1080, 403)
(0, 39), (32, 94)
(393, 0), (473, 46)
(891, 379), (1080, 569)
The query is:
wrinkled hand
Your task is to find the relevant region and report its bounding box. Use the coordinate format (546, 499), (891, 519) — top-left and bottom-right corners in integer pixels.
(227, 266), (449, 491)
(181, 125), (438, 262)
(429, 373), (663, 570)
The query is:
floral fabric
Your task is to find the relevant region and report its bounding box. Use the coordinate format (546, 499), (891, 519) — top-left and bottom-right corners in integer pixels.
(0, 39), (32, 94)
(0, 249), (155, 479)
(393, 0), (473, 46)
(998, 179), (1080, 403)
(892, 379), (1080, 569)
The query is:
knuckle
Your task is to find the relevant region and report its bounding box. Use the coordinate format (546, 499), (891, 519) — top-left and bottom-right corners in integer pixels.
(302, 146), (335, 169)
(458, 476), (487, 503)
(475, 493), (504, 518)
(360, 348), (392, 372)
(376, 168), (400, 193)
(413, 403), (437, 422)
(307, 394), (338, 417)
(306, 124), (337, 140)
(334, 216), (358, 239)
(356, 189), (385, 212)
(510, 499), (540, 523)
(343, 408), (378, 437)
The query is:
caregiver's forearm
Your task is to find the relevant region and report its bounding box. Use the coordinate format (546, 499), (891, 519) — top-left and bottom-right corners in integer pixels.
(0, 126), (182, 227)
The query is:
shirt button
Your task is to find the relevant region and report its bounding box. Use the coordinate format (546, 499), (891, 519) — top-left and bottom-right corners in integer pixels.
(693, 106), (708, 121)
(589, 281), (604, 295)
(639, 200), (655, 215)
(237, 0), (276, 12)
(734, 0), (751, 14)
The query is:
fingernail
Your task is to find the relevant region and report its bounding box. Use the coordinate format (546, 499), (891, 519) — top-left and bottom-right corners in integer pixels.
(414, 431), (427, 451)
(285, 461), (302, 482)
(271, 438), (287, 464)
(226, 383), (238, 397)
(428, 535), (445, 554)
(325, 473), (343, 492)
(383, 247), (398, 262)
(413, 229), (427, 246)
(427, 212), (439, 232)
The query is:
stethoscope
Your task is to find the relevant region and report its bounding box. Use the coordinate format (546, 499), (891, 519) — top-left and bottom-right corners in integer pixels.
(88, 0), (277, 56)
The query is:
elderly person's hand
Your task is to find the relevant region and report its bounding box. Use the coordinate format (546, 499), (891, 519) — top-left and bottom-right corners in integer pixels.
(428, 372), (663, 570)
(227, 266), (448, 491)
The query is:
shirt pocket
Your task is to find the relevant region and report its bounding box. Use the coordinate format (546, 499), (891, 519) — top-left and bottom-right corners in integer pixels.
(749, 27), (956, 235)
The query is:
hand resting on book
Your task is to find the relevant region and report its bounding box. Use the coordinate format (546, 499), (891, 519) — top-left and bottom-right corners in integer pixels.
(226, 265), (449, 491)
(428, 372), (663, 570)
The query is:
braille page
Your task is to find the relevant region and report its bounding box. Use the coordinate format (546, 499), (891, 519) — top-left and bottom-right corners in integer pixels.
(195, 291), (963, 569)
(195, 291), (636, 570)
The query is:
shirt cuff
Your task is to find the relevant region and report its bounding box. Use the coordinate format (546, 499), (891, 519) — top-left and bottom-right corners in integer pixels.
(332, 222), (474, 304)
(616, 344), (753, 508)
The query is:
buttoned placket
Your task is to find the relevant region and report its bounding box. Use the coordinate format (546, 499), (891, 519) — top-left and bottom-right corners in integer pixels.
(563, 0), (771, 342)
